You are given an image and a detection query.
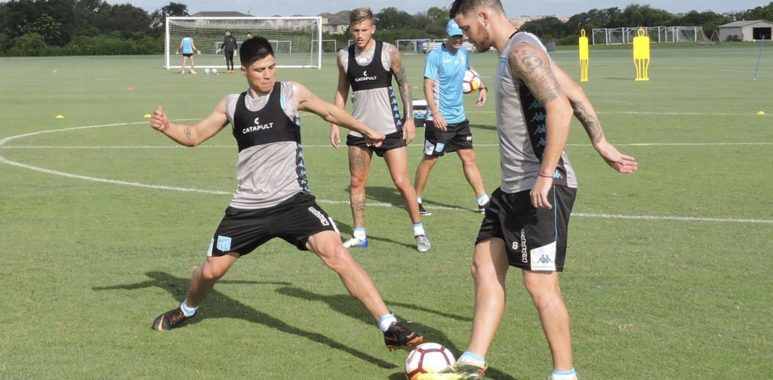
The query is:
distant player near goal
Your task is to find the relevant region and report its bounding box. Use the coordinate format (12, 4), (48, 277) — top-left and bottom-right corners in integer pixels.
(149, 36), (424, 352)
(414, 19), (490, 216)
(177, 35), (198, 74)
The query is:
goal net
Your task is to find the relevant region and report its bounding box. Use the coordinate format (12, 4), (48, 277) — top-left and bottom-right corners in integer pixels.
(165, 16), (322, 69)
(592, 26), (709, 45)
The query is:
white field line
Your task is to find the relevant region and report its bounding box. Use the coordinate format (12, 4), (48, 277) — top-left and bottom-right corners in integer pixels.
(1, 122), (771, 225)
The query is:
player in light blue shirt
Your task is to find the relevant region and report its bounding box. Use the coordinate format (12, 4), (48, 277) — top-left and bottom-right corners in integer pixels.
(177, 35), (199, 74)
(414, 19), (489, 215)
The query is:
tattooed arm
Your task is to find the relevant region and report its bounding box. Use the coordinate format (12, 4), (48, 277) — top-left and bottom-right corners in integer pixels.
(388, 43), (416, 143)
(149, 99), (229, 147)
(509, 42), (573, 209)
(553, 64), (638, 173)
(330, 53), (351, 148)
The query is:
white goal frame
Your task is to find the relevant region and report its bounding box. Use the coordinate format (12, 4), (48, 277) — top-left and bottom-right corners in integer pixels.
(165, 16), (322, 69)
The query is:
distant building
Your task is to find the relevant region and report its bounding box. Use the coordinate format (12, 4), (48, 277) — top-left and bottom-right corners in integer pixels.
(319, 10), (350, 34)
(718, 20), (773, 41)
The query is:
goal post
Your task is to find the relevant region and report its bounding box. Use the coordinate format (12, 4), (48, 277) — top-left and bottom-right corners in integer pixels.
(165, 16), (322, 69)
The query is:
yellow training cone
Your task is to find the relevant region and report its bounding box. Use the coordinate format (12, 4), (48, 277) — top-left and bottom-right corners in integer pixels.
(128, 85), (134, 91)
(144, 114), (152, 118)
(55, 115), (64, 119)
(756, 111), (766, 116)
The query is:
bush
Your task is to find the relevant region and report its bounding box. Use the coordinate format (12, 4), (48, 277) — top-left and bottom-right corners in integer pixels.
(7, 33), (48, 56)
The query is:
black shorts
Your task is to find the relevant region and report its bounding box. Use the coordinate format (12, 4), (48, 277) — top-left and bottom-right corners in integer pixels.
(207, 192), (338, 257)
(347, 130), (405, 157)
(423, 119), (474, 157)
(182, 53), (193, 57)
(476, 186), (576, 272)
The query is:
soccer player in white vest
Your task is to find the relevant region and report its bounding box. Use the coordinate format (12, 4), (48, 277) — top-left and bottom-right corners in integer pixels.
(149, 36), (424, 352)
(419, 1), (638, 379)
(329, 8), (431, 253)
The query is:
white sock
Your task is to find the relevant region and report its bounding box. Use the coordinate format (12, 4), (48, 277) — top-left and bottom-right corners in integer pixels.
(417, 196), (423, 204)
(477, 194), (490, 206)
(551, 368), (577, 380)
(377, 313), (397, 332)
(180, 299), (198, 317)
(412, 223), (425, 236)
(353, 227), (366, 240)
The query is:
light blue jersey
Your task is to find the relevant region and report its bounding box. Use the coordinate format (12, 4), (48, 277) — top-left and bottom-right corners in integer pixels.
(424, 44), (469, 124)
(181, 37), (194, 54)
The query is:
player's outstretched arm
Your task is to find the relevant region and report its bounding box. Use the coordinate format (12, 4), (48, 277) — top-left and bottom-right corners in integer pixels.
(329, 55), (350, 148)
(553, 64), (638, 174)
(149, 101), (229, 147)
(389, 44), (415, 143)
(294, 82), (383, 147)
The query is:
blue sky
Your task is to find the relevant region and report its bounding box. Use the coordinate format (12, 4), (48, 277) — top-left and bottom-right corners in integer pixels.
(130, 0), (768, 16)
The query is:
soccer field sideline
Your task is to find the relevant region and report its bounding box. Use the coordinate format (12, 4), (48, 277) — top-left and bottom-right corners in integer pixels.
(1, 121), (770, 225)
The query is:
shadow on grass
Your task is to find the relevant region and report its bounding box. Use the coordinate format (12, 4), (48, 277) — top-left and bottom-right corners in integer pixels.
(334, 216), (415, 251)
(274, 287), (521, 380)
(93, 271), (397, 369)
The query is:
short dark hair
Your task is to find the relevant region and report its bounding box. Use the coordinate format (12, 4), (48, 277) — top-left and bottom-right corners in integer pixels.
(239, 36), (274, 67)
(450, 0), (504, 18)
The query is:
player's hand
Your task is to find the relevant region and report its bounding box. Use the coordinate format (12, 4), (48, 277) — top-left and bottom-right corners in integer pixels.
(197, 49), (202, 55)
(595, 140), (638, 173)
(402, 118), (416, 144)
(432, 114), (448, 132)
(530, 176), (553, 210)
(330, 125), (341, 149)
(150, 106), (169, 132)
(175, 50), (179, 55)
(363, 130), (384, 148)
(476, 87), (488, 107)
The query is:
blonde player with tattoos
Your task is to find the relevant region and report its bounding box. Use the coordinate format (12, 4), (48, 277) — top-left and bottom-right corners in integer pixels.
(330, 8), (431, 253)
(420, 1), (638, 379)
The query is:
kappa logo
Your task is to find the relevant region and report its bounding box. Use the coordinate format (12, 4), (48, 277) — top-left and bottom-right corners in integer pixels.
(520, 229), (528, 263)
(308, 207), (330, 226)
(537, 254), (553, 264)
(242, 116), (274, 133)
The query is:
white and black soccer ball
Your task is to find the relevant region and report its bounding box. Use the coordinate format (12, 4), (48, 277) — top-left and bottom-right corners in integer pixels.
(462, 69), (482, 94)
(212, 68), (219, 75)
(204, 68), (211, 74)
(405, 342), (456, 380)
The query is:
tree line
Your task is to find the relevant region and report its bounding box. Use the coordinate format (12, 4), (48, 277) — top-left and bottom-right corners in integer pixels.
(1, 1), (771, 56)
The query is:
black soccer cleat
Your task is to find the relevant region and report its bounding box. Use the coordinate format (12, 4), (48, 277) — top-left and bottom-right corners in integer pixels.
(151, 308), (194, 331)
(418, 202), (432, 216)
(384, 321), (424, 351)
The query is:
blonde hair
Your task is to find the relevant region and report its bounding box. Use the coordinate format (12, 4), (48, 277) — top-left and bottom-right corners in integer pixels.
(349, 7), (374, 24)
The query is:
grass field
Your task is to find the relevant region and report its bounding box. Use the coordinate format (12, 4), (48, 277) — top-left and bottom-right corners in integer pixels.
(1, 43), (771, 379)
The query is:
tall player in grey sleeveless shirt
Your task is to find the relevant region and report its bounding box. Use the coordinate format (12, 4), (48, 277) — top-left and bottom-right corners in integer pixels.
(148, 37), (425, 349)
(430, 1), (639, 379)
(329, 8), (430, 253)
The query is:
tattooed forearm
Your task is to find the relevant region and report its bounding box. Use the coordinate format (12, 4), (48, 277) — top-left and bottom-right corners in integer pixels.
(511, 47), (560, 105)
(183, 126), (192, 141)
(570, 99), (604, 144)
(395, 66), (413, 116)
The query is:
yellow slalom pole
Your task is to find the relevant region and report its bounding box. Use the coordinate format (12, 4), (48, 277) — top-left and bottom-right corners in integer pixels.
(579, 29), (589, 82)
(633, 28), (651, 81)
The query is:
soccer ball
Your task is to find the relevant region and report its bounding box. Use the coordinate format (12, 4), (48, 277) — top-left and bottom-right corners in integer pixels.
(405, 343), (456, 380)
(212, 68), (219, 75)
(204, 68), (211, 74)
(462, 69), (482, 94)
